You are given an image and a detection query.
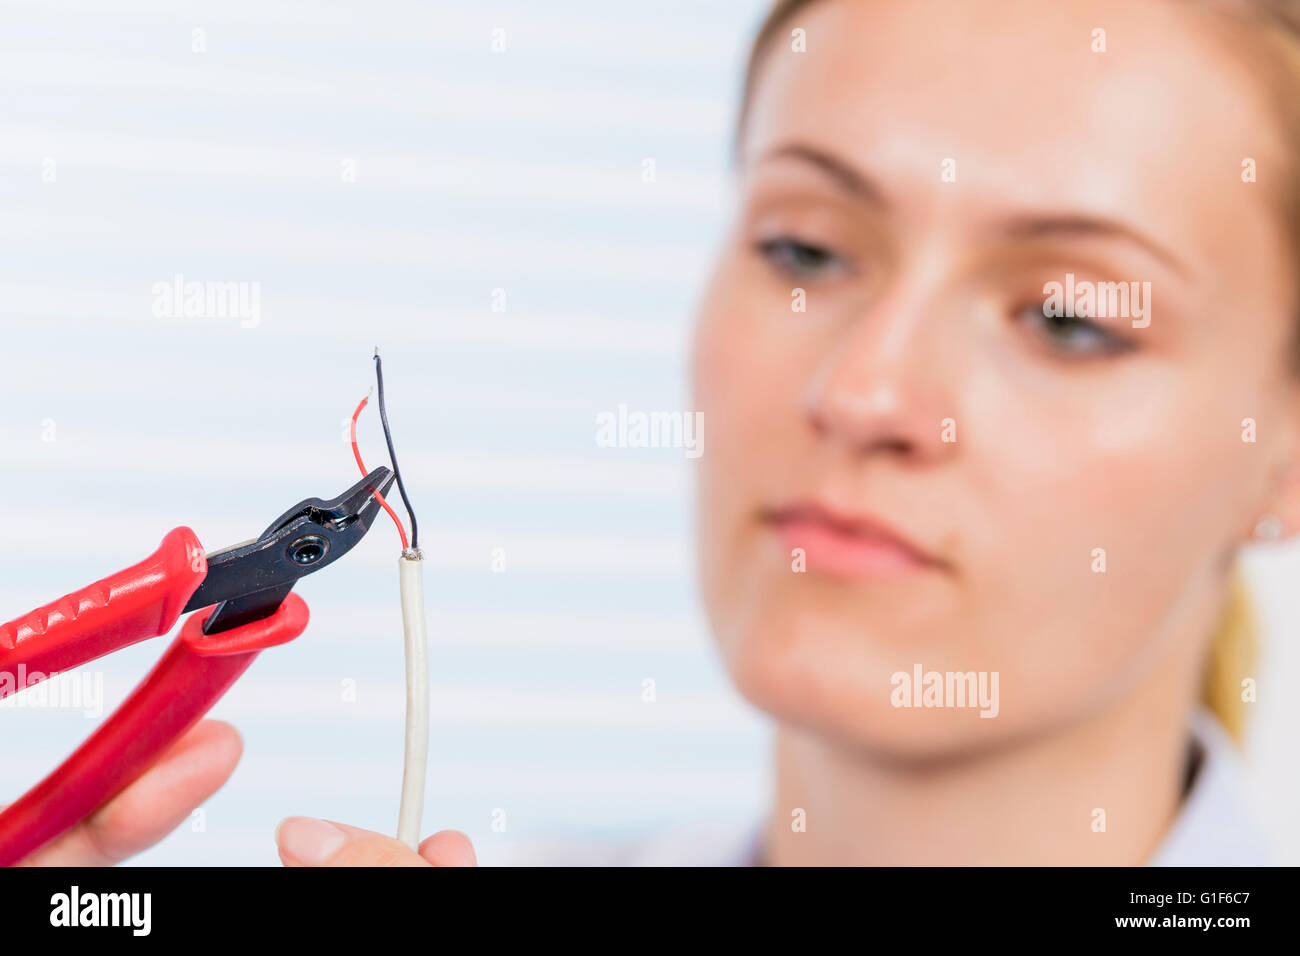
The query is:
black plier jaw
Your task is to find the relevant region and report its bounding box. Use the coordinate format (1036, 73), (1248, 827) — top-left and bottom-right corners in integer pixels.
(187, 466), (395, 634)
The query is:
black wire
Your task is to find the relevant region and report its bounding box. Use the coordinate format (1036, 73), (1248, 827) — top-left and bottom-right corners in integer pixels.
(373, 350), (419, 550)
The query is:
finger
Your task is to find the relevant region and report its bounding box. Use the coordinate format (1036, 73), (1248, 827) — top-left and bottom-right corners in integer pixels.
(21, 720), (243, 866)
(419, 829), (477, 867)
(333, 820), (476, 866)
(276, 817), (431, 867)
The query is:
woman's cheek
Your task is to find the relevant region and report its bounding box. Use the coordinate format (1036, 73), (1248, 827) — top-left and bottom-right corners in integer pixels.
(980, 367), (1233, 667)
(944, 368), (1187, 682)
(691, 263), (764, 578)
(694, 264), (795, 456)
(1056, 367), (1245, 560)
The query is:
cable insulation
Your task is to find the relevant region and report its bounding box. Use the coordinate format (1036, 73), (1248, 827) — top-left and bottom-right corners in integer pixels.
(350, 370), (428, 850)
(396, 554), (429, 849)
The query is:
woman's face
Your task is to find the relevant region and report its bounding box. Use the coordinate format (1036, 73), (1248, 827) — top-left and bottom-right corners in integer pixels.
(692, 0), (1300, 755)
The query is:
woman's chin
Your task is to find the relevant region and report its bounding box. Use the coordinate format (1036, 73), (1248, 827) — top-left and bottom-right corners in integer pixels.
(716, 601), (1028, 759)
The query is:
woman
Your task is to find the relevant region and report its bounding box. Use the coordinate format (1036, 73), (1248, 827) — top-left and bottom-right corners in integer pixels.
(37, 0), (1292, 867)
(273, 0), (1293, 867)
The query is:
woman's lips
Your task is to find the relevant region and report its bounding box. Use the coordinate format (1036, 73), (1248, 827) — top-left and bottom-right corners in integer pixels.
(767, 503), (946, 578)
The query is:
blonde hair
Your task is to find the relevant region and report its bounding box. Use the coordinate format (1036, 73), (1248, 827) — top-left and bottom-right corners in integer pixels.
(737, 0), (1300, 745)
(1205, 570), (1258, 745)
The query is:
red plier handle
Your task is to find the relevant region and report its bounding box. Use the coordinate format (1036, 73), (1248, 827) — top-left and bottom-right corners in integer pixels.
(0, 466), (394, 866)
(0, 528), (308, 866)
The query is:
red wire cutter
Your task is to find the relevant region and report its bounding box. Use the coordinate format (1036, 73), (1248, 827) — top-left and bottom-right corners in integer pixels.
(0, 466), (395, 865)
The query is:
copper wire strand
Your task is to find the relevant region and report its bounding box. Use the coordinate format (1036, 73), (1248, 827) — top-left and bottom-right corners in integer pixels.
(350, 395), (410, 550)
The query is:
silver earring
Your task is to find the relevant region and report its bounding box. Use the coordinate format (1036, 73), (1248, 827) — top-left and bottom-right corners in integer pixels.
(1254, 514), (1284, 541)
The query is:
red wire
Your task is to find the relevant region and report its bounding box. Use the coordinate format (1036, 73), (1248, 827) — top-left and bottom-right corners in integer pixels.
(351, 396), (410, 550)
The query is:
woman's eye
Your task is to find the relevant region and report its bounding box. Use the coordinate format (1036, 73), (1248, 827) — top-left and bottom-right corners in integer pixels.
(1015, 303), (1132, 357)
(756, 237), (848, 279)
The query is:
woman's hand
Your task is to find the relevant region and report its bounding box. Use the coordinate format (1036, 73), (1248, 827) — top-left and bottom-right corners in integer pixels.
(275, 818), (477, 867)
(12, 719), (243, 865)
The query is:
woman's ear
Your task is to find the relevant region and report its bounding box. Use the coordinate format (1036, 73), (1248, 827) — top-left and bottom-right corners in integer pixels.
(1252, 460), (1300, 543)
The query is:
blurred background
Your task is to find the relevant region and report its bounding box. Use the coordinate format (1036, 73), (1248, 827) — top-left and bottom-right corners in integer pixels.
(0, 0), (1295, 866)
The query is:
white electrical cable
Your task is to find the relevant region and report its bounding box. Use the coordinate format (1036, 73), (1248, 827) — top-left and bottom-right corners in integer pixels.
(396, 549), (429, 849)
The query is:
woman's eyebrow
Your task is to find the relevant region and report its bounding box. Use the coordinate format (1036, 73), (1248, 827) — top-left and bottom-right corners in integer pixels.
(997, 214), (1190, 277)
(750, 142), (891, 208)
(749, 143), (1190, 277)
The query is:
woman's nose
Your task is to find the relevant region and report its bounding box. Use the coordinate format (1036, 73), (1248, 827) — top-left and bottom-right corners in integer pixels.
(802, 295), (959, 462)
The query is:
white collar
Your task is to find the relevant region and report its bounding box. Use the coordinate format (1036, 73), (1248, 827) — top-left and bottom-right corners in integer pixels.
(1146, 709), (1273, 866)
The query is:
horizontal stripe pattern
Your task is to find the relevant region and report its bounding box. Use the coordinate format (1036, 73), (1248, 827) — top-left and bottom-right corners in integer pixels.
(0, 0), (771, 865)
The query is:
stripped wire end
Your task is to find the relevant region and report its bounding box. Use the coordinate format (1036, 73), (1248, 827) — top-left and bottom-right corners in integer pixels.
(350, 395), (410, 550)
(373, 351), (420, 551)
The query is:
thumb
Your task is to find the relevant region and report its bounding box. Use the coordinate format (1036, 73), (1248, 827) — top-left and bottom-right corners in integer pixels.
(416, 829), (478, 867)
(276, 817), (476, 867)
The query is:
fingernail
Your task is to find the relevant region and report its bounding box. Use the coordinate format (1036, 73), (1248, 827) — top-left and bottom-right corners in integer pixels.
(276, 817), (348, 865)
